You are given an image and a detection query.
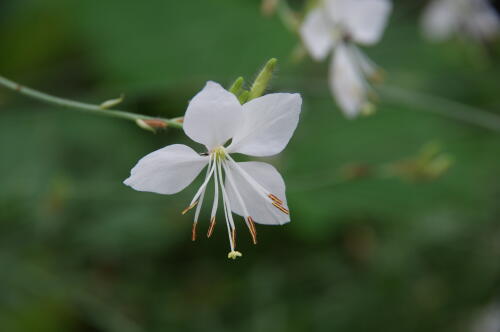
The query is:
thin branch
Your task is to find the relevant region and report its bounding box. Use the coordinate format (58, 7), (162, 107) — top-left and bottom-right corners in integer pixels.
(379, 85), (500, 132)
(0, 75), (183, 130)
(276, 0), (301, 34)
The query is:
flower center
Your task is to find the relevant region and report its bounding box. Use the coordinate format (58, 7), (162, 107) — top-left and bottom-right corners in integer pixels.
(181, 147), (289, 259)
(211, 146), (228, 162)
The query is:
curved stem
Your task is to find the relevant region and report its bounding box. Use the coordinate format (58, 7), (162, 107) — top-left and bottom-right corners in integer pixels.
(0, 75), (183, 129)
(277, 0), (300, 34)
(379, 85), (500, 132)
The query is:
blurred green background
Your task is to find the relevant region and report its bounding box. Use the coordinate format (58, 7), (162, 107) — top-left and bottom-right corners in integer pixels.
(1, 0), (500, 331)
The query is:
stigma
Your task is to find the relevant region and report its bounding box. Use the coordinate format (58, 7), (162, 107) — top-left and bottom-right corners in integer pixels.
(228, 251), (242, 259)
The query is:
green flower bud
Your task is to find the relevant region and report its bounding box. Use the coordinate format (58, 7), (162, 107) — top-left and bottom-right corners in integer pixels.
(247, 58), (277, 101)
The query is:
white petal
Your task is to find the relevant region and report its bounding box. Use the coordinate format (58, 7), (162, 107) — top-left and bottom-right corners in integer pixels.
(330, 44), (367, 118)
(124, 144), (208, 195)
(421, 0), (460, 41)
(183, 81), (243, 150)
(225, 161), (290, 225)
(324, 0), (351, 23)
(348, 0), (392, 45)
(226, 93), (302, 157)
(466, 0), (500, 40)
(327, 0), (392, 45)
(300, 7), (336, 61)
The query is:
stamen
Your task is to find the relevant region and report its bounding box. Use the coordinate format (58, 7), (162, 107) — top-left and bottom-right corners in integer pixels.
(272, 201), (289, 214)
(207, 216), (216, 238)
(218, 161), (236, 251)
(191, 222), (197, 241)
(187, 160), (216, 207)
(225, 155), (289, 220)
(194, 158), (213, 222)
(226, 155), (268, 196)
(346, 43), (378, 95)
(181, 201), (198, 215)
(268, 194), (283, 205)
(222, 161), (258, 245)
(247, 216), (257, 244)
(209, 159), (220, 236)
(219, 165), (236, 231)
(231, 228), (237, 249)
(226, 155), (280, 207)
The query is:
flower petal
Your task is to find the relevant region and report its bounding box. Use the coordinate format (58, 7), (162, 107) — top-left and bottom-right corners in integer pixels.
(225, 161), (290, 225)
(226, 93), (302, 157)
(124, 144), (208, 195)
(465, 0), (500, 40)
(183, 81), (243, 150)
(300, 7), (336, 61)
(421, 0), (460, 41)
(327, 0), (392, 45)
(330, 44), (366, 118)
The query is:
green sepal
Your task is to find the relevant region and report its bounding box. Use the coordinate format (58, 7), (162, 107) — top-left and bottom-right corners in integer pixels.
(238, 90), (250, 104)
(228, 76), (244, 96)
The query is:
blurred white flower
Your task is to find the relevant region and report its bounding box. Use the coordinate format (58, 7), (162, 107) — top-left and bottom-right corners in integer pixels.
(422, 0), (500, 42)
(124, 82), (302, 259)
(471, 303), (500, 332)
(300, 0), (392, 118)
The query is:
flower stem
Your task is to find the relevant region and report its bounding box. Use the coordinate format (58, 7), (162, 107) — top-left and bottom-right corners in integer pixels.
(0, 75), (183, 130)
(276, 0), (300, 34)
(379, 85), (500, 132)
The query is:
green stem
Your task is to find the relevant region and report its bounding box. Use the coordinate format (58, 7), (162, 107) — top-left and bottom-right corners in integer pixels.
(0, 75), (183, 129)
(277, 0), (300, 34)
(379, 85), (500, 132)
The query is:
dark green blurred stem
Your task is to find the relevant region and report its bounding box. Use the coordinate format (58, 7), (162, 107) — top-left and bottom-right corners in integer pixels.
(380, 85), (500, 132)
(277, 0), (300, 34)
(0, 75), (183, 130)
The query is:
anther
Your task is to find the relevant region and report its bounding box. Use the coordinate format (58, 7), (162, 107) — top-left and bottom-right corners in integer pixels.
(247, 216), (257, 244)
(181, 201), (198, 215)
(191, 222), (197, 241)
(272, 201), (289, 215)
(268, 194), (283, 205)
(207, 216), (216, 238)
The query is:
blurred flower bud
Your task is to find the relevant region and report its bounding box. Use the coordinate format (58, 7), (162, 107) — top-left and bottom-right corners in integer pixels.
(290, 43), (307, 64)
(388, 142), (454, 182)
(361, 102), (377, 117)
(135, 118), (168, 133)
(341, 163), (372, 180)
(424, 154), (454, 179)
(368, 69), (385, 85)
(261, 0), (280, 17)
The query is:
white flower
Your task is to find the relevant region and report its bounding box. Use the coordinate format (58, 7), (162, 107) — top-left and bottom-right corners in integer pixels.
(422, 0), (500, 42)
(124, 82), (302, 259)
(299, 0), (392, 118)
